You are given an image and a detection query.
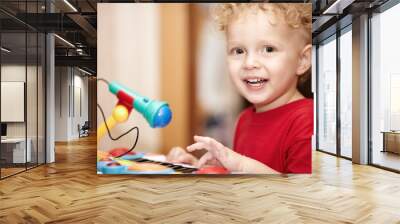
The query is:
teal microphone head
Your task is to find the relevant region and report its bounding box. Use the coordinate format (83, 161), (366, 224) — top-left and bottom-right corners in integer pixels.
(143, 100), (172, 128)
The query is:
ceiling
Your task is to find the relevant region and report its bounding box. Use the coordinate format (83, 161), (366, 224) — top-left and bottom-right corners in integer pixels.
(312, 0), (390, 43)
(0, 0), (98, 73)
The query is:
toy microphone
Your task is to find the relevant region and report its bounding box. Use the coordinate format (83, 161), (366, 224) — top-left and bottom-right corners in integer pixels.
(97, 81), (172, 141)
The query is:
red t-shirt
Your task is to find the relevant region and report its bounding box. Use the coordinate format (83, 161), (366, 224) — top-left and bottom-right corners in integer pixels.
(233, 98), (313, 173)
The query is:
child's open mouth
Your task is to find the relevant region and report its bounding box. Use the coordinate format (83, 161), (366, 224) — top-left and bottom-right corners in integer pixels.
(243, 78), (268, 89)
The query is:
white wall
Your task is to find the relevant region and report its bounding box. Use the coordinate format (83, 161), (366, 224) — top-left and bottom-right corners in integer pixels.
(97, 4), (161, 152)
(55, 67), (89, 141)
(55, 67), (68, 141)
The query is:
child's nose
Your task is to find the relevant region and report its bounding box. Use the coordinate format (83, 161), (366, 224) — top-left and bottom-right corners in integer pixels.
(243, 53), (260, 70)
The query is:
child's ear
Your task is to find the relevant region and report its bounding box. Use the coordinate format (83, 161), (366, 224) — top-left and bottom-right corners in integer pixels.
(296, 44), (312, 76)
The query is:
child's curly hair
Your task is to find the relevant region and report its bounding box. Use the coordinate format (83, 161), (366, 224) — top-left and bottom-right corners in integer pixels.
(212, 3), (312, 85)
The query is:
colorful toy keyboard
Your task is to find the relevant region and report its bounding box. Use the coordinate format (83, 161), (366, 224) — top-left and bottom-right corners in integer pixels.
(97, 148), (229, 174)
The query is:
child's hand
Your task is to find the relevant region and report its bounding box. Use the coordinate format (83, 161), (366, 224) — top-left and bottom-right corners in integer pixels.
(186, 136), (243, 172)
(187, 135), (280, 174)
(166, 147), (198, 166)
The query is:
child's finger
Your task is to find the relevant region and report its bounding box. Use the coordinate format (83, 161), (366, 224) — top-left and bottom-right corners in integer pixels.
(194, 136), (220, 149)
(166, 147), (184, 160)
(186, 142), (208, 152)
(177, 154), (197, 165)
(166, 147), (197, 165)
(194, 135), (213, 144)
(196, 152), (213, 168)
(193, 136), (224, 153)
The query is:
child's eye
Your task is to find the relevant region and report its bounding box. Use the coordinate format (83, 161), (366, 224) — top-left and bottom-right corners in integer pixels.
(230, 47), (245, 55)
(263, 46), (275, 53)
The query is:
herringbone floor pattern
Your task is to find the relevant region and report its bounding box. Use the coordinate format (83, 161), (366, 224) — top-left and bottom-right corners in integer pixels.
(1, 136), (400, 223)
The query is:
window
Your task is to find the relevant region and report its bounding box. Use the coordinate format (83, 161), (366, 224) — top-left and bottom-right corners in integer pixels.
(370, 2), (400, 171)
(339, 27), (352, 158)
(317, 35), (337, 154)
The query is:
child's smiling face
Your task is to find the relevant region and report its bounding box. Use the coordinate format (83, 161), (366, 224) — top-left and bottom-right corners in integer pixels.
(226, 9), (311, 112)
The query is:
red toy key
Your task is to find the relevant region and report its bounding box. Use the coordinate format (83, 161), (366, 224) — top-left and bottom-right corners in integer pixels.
(109, 148), (136, 157)
(195, 166), (229, 174)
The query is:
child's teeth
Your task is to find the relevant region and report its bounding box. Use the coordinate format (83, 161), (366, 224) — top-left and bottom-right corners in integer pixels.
(246, 78), (264, 84)
(245, 78), (267, 87)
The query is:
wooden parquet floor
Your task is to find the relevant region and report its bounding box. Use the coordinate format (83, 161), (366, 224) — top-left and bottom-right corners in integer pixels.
(1, 135), (400, 224)
(1, 167), (26, 178)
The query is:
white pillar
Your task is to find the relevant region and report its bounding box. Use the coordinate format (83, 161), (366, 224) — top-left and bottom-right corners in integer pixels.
(46, 32), (55, 163)
(45, 0), (56, 163)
